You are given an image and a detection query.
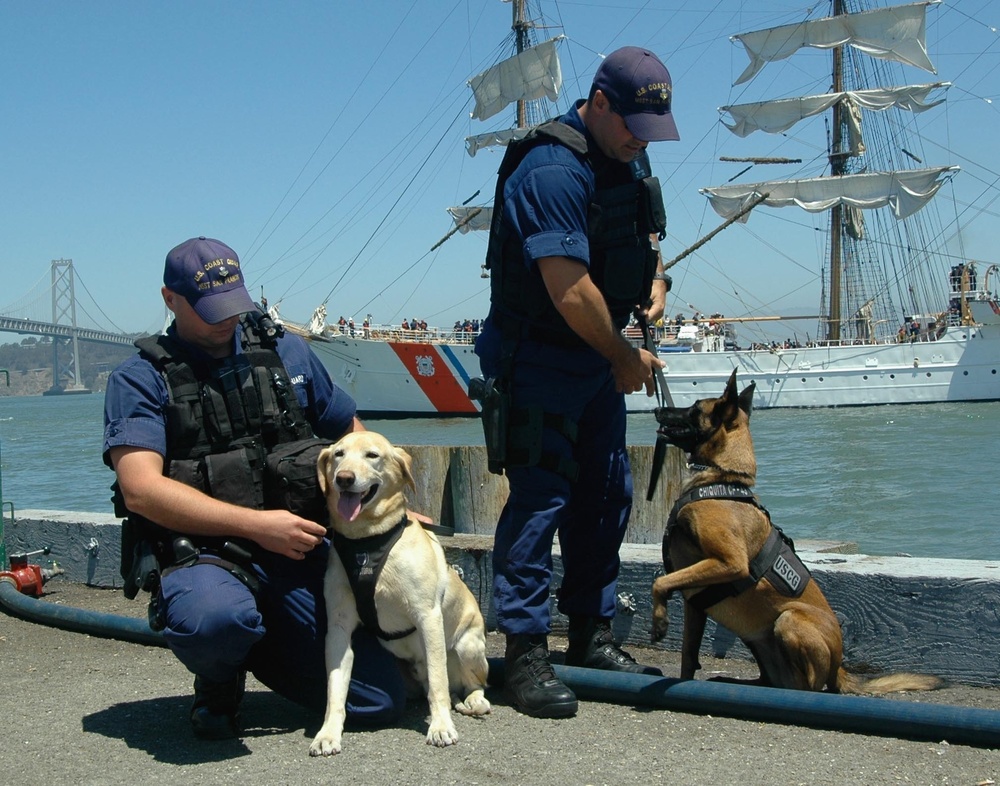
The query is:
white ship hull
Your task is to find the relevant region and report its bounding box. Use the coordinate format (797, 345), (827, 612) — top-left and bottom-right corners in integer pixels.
(305, 316), (1000, 417)
(648, 322), (1000, 411)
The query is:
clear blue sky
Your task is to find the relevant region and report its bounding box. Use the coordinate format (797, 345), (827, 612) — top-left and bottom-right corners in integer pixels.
(2, 0), (998, 342)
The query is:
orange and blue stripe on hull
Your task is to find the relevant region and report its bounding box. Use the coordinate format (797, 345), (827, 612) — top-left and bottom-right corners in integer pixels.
(388, 342), (479, 414)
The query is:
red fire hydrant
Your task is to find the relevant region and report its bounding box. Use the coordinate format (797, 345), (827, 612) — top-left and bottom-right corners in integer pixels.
(0, 550), (61, 596)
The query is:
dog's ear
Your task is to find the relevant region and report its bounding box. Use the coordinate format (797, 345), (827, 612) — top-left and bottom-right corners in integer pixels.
(316, 446), (333, 495)
(717, 369), (742, 428)
(394, 446), (415, 490)
(739, 382), (756, 418)
(723, 369), (738, 400)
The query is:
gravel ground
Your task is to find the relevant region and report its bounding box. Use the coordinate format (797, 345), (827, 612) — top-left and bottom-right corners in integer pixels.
(0, 580), (997, 786)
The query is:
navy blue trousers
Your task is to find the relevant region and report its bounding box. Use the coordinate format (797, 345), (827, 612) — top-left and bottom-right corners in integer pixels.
(158, 540), (406, 724)
(491, 349), (632, 635)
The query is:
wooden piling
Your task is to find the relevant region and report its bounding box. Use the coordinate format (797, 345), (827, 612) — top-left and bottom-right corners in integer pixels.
(401, 444), (688, 543)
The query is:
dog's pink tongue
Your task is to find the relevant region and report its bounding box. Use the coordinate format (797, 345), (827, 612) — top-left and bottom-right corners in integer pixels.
(337, 492), (363, 522)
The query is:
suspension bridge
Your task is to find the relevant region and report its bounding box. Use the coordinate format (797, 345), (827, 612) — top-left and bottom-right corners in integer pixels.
(0, 259), (147, 394)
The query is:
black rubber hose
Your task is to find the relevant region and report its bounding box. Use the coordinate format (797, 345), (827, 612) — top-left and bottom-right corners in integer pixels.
(0, 578), (166, 648)
(487, 659), (1000, 748)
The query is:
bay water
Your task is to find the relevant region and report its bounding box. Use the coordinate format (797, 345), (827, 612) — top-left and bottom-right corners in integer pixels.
(0, 393), (996, 560)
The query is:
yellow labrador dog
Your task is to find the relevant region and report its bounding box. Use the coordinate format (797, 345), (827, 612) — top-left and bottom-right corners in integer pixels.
(309, 431), (490, 756)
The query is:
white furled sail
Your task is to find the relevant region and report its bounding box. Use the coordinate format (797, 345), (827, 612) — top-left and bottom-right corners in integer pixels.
(721, 83), (949, 138)
(465, 127), (532, 157)
(468, 36), (564, 121)
(701, 166), (959, 222)
(732, 1), (938, 85)
(447, 206), (494, 233)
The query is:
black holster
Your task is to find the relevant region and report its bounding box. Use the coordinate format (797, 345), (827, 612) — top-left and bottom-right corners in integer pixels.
(160, 537), (261, 597)
(120, 516), (163, 600)
(469, 375), (580, 482)
(469, 376), (509, 475)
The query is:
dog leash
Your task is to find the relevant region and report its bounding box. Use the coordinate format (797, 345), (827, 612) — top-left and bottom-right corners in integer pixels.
(420, 522), (455, 537)
(636, 312), (674, 502)
(636, 311), (673, 410)
(406, 510), (456, 537)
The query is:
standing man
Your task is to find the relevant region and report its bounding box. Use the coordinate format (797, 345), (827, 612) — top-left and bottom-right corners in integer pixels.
(475, 47), (678, 718)
(104, 237), (406, 739)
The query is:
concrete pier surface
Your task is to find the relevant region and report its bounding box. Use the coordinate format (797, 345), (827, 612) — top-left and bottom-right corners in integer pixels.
(0, 582), (998, 786)
(4, 500), (1000, 782)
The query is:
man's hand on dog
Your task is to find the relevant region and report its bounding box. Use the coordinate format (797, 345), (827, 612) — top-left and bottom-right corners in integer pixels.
(249, 511), (327, 559)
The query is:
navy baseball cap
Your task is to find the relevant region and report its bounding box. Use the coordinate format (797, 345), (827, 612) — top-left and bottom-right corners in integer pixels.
(163, 237), (256, 324)
(593, 46), (679, 142)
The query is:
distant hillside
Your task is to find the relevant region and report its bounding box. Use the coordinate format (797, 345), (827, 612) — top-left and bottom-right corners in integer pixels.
(0, 336), (138, 396)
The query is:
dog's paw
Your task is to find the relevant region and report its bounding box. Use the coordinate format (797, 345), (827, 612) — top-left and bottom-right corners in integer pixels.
(426, 718), (460, 747)
(454, 689), (491, 717)
(650, 619), (669, 643)
(309, 733), (344, 757)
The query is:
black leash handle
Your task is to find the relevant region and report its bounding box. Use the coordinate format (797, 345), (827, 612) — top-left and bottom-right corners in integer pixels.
(635, 311), (673, 408)
(634, 310), (674, 502)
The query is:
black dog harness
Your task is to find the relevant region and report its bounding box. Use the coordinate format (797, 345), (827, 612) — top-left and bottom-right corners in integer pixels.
(332, 515), (417, 641)
(665, 482), (811, 613)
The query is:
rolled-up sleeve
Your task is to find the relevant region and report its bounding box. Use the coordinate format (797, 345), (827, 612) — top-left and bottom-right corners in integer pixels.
(523, 230), (589, 265)
(103, 355), (169, 466)
(504, 149), (592, 269)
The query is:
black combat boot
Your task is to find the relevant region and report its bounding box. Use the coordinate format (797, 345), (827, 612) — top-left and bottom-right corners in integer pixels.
(504, 634), (578, 718)
(190, 672), (246, 740)
(564, 617), (663, 676)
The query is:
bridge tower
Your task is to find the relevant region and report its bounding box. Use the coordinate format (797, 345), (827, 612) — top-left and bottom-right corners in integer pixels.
(43, 259), (90, 395)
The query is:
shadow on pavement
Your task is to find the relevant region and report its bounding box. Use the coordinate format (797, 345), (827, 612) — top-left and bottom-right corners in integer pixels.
(82, 688), (445, 762)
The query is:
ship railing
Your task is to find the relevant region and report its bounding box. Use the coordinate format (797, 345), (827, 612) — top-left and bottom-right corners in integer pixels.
(330, 325), (482, 344)
(949, 287), (995, 302)
(806, 331), (943, 348)
(652, 322), (722, 344)
(807, 338), (883, 348)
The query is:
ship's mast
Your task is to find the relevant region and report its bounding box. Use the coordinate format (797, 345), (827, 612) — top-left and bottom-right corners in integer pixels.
(827, 0), (846, 343)
(513, 0), (530, 129)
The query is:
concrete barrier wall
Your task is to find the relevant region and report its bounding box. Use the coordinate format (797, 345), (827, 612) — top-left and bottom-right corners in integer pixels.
(5, 510), (1000, 687)
(5, 510), (123, 587)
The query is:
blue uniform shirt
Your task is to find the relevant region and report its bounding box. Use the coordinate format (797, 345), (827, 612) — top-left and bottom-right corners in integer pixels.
(103, 322), (356, 466)
(476, 100), (612, 377)
(503, 101), (596, 269)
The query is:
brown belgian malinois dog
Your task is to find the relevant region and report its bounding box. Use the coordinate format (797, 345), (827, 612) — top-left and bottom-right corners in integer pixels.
(650, 370), (942, 694)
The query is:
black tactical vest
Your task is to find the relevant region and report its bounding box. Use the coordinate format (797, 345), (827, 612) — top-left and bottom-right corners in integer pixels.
(486, 118), (666, 347)
(119, 317), (316, 558)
